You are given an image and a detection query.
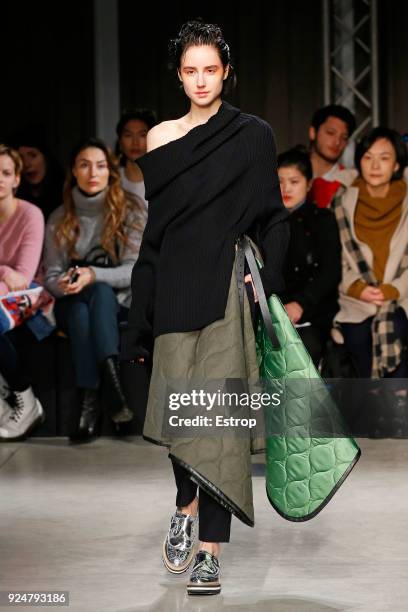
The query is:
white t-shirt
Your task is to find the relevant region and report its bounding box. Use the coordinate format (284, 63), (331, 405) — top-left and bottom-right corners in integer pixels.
(119, 167), (148, 209)
(322, 162), (341, 181)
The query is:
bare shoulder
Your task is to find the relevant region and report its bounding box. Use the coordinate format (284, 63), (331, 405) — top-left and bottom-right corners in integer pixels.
(147, 120), (184, 152)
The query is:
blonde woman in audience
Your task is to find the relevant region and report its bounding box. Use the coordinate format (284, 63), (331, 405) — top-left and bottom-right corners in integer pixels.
(0, 144), (45, 440)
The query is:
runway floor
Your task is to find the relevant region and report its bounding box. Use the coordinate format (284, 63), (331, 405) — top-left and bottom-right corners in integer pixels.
(0, 436), (407, 612)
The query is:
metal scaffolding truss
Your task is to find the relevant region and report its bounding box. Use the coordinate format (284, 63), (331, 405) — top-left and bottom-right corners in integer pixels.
(322, 0), (379, 139)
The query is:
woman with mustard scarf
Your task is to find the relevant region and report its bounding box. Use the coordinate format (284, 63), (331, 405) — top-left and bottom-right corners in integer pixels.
(334, 127), (408, 381)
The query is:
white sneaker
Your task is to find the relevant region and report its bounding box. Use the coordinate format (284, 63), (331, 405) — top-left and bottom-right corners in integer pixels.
(0, 396), (12, 427)
(0, 387), (45, 440)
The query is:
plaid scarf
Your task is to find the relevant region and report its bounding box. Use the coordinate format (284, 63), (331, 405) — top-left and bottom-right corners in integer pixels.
(333, 191), (408, 378)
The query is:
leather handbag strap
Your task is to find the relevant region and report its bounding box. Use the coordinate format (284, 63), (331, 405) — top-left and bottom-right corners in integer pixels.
(235, 239), (246, 339)
(237, 236), (281, 350)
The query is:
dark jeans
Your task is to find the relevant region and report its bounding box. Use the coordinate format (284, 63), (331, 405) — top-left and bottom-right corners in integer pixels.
(0, 324), (33, 391)
(55, 282), (128, 389)
(341, 307), (408, 378)
(172, 459), (232, 543)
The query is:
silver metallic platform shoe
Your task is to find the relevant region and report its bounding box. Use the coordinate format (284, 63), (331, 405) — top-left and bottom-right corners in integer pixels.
(162, 510), (198, 574)
(187, 550), (221, 596)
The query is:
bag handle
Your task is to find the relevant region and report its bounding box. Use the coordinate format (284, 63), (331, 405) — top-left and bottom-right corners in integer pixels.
(237, 236), (281, 350)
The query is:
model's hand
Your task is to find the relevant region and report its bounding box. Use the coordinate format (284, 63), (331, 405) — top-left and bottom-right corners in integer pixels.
(285, 301), (303, 324)
(61, 267), (96, 295)
(57, 270), (72, 293)
(3, 269), (28, 292)
(360, 286), (384, 307)
(244, 274), (258, 302)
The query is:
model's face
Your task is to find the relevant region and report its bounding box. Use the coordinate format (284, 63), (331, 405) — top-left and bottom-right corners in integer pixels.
(309, 116), (349, 164)
(119, 119), (149, 161)
(360, 138), (399, 189)
(72, 147), (110, 195)
(178, 44), (229, 107)
(0, 155), (20, 200)
(18, 146), (47, 185)
(278, 165), (311, 209)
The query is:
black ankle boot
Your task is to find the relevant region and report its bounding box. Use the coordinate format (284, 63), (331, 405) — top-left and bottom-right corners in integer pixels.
(69, 388), (101, 443)
(101, 356), (134, 424)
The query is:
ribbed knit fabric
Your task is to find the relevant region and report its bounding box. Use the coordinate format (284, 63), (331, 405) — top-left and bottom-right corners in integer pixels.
(122, 100), (290, 359)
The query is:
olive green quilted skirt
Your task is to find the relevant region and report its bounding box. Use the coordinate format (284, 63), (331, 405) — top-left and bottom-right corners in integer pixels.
(143, 260), (261, 526)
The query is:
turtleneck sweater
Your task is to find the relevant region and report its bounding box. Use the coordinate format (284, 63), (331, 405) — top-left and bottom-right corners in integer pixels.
(43, 186), (143, 307)
(347, 178), (406, 300)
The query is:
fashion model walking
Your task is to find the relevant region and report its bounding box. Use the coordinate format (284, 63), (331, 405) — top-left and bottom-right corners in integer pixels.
(121, 20), (290, 595)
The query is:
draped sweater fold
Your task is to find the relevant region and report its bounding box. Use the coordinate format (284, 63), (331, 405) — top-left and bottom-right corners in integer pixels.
(123, 101), (290, 358)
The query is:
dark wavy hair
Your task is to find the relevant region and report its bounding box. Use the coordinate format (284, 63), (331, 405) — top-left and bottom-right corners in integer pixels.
(115, 108), (157, 162)
(168, 19), (236, 94)
(277, 145), (313, 182)
(354, 127), (407, 180)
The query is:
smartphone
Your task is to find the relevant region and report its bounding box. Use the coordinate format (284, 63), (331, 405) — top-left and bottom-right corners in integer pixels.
(69, 267), (80, 284)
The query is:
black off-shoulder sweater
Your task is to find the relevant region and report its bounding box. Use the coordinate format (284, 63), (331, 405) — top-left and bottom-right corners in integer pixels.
(121, 101), (290, 359)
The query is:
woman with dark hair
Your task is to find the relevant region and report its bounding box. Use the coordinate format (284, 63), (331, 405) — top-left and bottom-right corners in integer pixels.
(44, 138), (145, 442)
(121, 20), (290, 595)
(115, 109), (157, 211)
(277, 147), (342, 367)
(333, 127), (408, 379)
(14, 127), (64, 220)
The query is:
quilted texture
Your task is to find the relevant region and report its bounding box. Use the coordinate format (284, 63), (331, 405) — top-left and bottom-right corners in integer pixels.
(143, 251), (360, 527)
(257, 293), (361, 521)
(143, 261), (262, 526)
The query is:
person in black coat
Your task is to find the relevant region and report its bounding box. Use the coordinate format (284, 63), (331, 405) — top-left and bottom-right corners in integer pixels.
(277, 147), (342, 366)
(12, 127), (64, 221)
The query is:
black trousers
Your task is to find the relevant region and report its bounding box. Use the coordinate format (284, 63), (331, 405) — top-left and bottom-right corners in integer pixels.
(171, 459), (232, 543)
(341, 307), (408, 378)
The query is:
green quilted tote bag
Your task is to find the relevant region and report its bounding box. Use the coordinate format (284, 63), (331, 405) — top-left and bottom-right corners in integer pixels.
(241, 237), (361, 522)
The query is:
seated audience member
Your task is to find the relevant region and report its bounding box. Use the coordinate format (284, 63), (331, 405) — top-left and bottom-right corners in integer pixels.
(0, 144), (45, 440)
(44, 137), (145, 443)
(277, 147), (342, 367)
(333, 127), (408, 379)
(308, 104), (356, 208)
(14, 127), (64, 220)
(115, 108), (157, 210)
